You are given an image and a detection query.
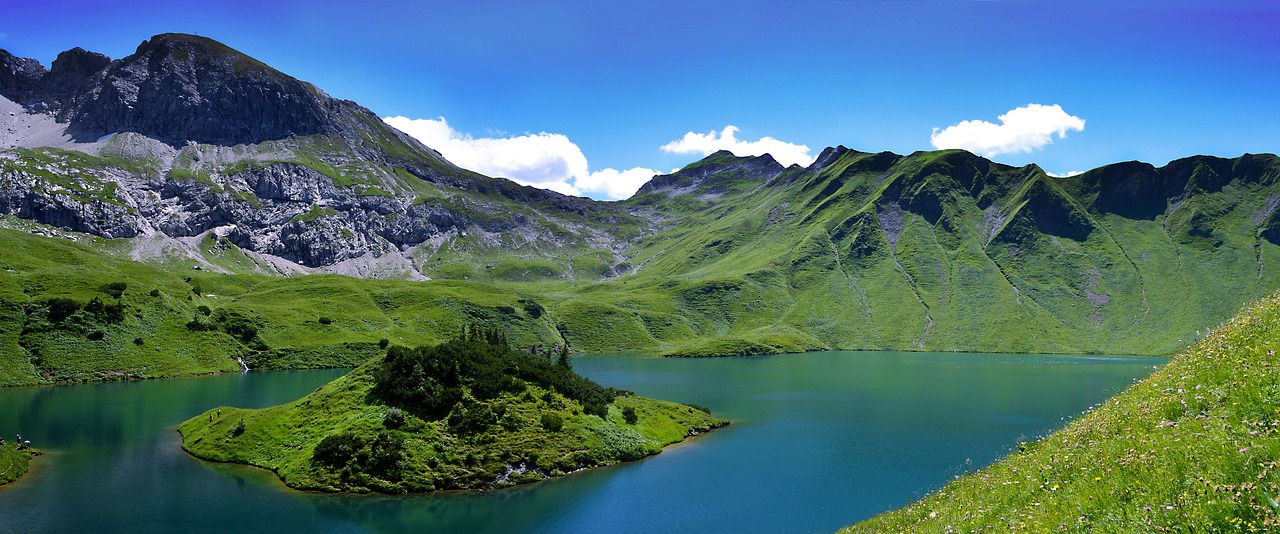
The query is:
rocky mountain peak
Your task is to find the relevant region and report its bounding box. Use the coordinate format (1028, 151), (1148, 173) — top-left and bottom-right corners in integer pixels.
(0, 49), (48, 103)
(52, 33), (338, 146)
(633, 150), (785, 198)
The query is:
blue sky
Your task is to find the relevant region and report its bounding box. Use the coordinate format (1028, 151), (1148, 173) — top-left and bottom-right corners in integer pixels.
(3, 0), (1278, 199)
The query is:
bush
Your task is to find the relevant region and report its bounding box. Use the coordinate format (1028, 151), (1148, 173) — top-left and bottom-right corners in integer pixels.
(133, 337), (145, 346)
(360, 432), (405, 479)
(541, 413), (564, 432)
(99, 282), (127, 299)
(87, 330), (105, 341)
(84, 297), (124, 323)
(312, 433), (361, 467)
(149, 288), (161, 297)
(519, 299), (545, 318)
(231, 420), (246, 437)
(318, 316), (333, 325)
(622, 406), (638, 425)
(46, 298), (79, 322)
(378, 338), (390, 349)
(196, 305), (212, 316)
(384, 407), (405, 429)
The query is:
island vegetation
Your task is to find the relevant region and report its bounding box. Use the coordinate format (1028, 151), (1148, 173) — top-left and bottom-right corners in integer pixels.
(844, 292), (1280, 532)
(178, 326), (727, 493)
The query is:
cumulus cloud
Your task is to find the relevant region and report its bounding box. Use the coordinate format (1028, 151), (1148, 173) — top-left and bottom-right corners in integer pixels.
(1046, 170), (1084, 178)
(660, 125), (815, 167)
(574, 167), (662, 201)
(383, 116), (659, 200)
(930, 104), (1085, 158)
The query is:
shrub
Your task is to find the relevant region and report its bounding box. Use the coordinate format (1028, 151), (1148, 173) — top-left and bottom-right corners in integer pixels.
(584, 403), (607, 418)
(360, 432), (405, 479)
(312, 433), (361, 467)
(87, 330), (105, 341)
(133, 337), (144, 346)
(448, 403), (496, 434)
(231, 420), (246, 437)
(318, 316), (333, 325)
(84, 297), (125, 323)
(384, 407), (405, 429)
(149, 288), (161, 297)
(622, 406), (638, 425)
(541, 413), (564, 432)
(99, 282), (127, 299)
(46, 297), (79, 322)
(378, 338), (390, 349)
(196, 305), (212, 316)
(519, 299), (545, 318)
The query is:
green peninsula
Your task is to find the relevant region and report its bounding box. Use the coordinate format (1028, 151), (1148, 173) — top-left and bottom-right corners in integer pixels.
(179, 330), (726, 493)
(0, 442), (40, 487)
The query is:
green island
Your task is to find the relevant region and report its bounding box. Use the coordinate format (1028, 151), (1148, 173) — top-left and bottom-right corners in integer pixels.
(178, 327), (726, 493)
(844, 292), (1280, 532)
(0, 442), (40, 487)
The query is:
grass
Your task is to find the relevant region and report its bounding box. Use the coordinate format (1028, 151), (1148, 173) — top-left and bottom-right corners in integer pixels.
(0, 443), (40, 486)
(843, 291), (1280, 532)
(178, 342), (727, 493)
(4, 145), (1280, 386)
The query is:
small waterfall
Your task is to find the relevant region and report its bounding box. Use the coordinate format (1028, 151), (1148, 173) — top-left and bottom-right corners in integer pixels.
(236, 357), (249, 372)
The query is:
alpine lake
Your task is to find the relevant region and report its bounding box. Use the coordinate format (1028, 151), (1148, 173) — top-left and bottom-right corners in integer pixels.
(0, 350), (1162, 533)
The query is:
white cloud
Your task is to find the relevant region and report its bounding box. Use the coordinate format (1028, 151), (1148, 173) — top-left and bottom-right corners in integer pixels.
(1046, 170), (1084, 178)
(383, 116), (658, 200)
(660, 125), (815, 167)
(575, 168), (662, 201)
(930, 104), (1085, 158)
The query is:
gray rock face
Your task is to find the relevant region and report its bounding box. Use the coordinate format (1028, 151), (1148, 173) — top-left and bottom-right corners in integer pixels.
(0, 50), (48, 104)
(0, 34), (342, 146)
(62, 34), (338, 145)
(634, 150), (784, 197)
(0, 34), (638, 274)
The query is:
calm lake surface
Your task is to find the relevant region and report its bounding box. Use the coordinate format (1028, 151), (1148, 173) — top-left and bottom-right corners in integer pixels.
(0, 351), (1162, 533)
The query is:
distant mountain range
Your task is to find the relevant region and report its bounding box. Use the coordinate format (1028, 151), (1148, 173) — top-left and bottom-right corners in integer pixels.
(1, 34), (1278, 386)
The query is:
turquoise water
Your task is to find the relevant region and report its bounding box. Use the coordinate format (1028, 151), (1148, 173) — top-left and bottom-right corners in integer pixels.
(0, 351), (1161, 533)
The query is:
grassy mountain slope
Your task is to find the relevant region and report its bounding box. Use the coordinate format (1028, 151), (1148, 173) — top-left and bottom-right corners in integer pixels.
(5, 147), (1280, 386)
(843, 290), (1280, 532)
(178, 336), (726, 493)
(603, 148), (1280, 356)
(0, 225), (576, 386)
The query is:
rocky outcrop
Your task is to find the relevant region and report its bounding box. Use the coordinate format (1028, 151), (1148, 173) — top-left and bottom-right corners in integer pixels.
(634, 150), (784, 198)
(0, 34), (344, 146)
(0, 34), (633, 274)
(62, 34), (338, 145)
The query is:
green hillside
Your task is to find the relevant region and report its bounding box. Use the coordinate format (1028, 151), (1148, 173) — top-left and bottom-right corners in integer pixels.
(607, 148), (1280, 356)
(178, 333), (726, 493)
(843, 290), (1280, 532)
(4, 148), (1280, 386)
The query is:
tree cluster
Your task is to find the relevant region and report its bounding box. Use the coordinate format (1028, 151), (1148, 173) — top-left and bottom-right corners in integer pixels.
(372, 325), (617, 420)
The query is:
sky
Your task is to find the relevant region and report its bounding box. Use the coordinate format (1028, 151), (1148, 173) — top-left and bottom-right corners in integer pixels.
(2, 0), (1278, 199)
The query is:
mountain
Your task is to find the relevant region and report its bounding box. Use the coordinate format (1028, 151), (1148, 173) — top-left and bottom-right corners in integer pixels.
(2, 33), (1280, 387)
(0, 33), (639, 276)
(610, 148), (1280, 356)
